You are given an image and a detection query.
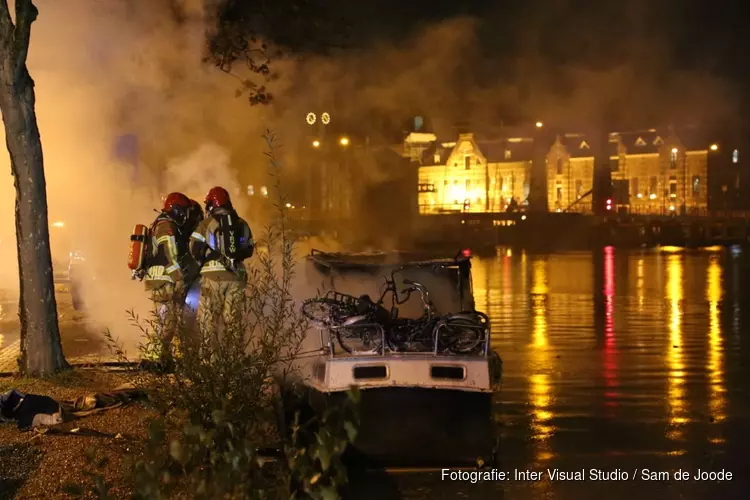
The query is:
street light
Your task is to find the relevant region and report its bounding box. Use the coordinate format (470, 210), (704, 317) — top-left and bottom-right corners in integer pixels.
(312, 140), (320, 148)
(535, 121), (543, 128)
(710, 144), (718, 151)
(339, 137), (349, 146)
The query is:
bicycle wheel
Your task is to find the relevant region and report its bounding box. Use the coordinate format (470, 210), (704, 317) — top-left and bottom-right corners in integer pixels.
(301, 297), (356, 327)
(437, 316), (486, 354)
(334, 318), (384, 355)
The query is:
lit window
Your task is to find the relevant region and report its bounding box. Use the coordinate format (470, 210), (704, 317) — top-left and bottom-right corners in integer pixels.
(692, 176), (700, 198)
(247, 185), (254, 196)
(260, 186), (268, 196)
(434, 153), (440, 164)
(669, 149), (677, 169)
(733, 149), (739, 163)
(556, 158), (564, 175)
(505, 150), (512, 160)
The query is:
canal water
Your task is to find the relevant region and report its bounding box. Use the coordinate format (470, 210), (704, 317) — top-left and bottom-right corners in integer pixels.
(356, 246), (750, 499)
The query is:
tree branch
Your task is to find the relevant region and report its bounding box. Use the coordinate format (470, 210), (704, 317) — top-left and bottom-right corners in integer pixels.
(12, 0), (37, 76)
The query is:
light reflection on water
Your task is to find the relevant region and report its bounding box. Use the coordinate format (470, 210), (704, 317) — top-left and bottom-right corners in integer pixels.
(666, 252), (687, 443)
(707, 254), (727, 434)
(529, 257), (554, 463)
(474, 245), (741, 466)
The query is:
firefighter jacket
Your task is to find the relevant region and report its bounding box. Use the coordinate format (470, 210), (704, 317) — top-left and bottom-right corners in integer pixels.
(144, 216), (185, 290)
(189, 208), (254, 283)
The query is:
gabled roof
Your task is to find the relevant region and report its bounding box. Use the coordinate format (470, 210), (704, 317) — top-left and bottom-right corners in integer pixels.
(615, 130), (662, 154)
(420, 141), (453, 165)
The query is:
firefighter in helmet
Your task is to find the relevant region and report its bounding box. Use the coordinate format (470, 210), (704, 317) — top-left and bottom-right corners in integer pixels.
(189, 186), (254, 340)
(145, 192), (192, 364)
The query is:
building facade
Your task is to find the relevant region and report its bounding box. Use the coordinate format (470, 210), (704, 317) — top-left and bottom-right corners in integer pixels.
(415, 133), (531, 214)
(546, 129), (711, 215)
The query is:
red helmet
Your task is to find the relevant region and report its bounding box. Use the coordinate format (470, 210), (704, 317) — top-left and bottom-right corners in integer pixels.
(204, 186), (233, 213)
(162, 192), (191, 225)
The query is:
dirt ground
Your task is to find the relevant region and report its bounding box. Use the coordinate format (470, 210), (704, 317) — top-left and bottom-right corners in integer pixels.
(0, 370), (154, 499)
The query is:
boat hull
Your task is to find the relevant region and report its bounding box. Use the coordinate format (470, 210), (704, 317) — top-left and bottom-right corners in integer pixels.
(308, 386), (496, 467)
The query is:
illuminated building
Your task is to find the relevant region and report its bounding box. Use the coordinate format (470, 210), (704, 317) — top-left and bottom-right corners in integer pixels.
(414, 132), (532, 214)
(546, 129), (710, 215)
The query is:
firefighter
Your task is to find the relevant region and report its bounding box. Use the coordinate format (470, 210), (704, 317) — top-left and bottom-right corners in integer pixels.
(145, 192), (192, 365)
(189, 186), (254, 341)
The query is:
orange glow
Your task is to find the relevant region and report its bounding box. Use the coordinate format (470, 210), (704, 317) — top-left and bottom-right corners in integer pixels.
(666, 254), (686, 441)
(710, 144), (719, 151)
(706, 256), (726, 428)
(339, 137), (350, 146)
(529, 255), (555, 462)
(535, 121), (543, 128)
(312, 140), (320, 147)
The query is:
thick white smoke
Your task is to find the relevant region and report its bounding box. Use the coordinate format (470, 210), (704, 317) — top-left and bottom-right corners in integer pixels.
(0, 0), (278, 355)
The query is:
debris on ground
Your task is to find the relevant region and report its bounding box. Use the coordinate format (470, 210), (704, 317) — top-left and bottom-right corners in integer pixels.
(1, 387), (148, 430)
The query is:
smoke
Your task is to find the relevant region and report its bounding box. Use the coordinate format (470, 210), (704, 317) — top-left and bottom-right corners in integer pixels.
(0, 0), (281, 354)
(270, 7), (739, 138)
(0, 0), (740, 355)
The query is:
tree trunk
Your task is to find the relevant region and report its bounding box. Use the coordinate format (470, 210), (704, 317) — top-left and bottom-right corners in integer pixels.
(0, 1), (68, 376)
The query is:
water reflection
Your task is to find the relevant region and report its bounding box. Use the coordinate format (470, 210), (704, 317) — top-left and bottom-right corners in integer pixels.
(665, 253), (686, 443)
(529, 256), (555, 462)
(603, 247), (618, 415)
(636, 256), (645, 312)
(706, 255), (726, 431)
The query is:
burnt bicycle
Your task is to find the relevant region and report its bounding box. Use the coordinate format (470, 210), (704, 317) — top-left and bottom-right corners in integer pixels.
(301, 269), (488, 355)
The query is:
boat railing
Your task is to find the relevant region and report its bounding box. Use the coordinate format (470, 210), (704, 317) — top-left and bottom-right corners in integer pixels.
(315, 316), (490, 359)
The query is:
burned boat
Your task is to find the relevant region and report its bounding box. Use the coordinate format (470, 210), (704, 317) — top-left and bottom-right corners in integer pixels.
(298, 249), (501, 467)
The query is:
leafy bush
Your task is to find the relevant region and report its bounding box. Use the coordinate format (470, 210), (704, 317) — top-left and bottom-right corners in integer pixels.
(93, 133), (358, 499)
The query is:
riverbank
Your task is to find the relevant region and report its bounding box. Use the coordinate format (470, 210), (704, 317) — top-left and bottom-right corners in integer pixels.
(409, 212), (750, 252)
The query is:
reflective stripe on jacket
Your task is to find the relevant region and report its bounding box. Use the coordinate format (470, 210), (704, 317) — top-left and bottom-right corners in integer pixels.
(145, 218), (184, 288)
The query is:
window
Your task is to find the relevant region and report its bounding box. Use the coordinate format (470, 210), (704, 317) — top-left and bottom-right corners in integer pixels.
(556, 183), (563, 202)
(631, 177), (639, 197)
(466, 179), (471, 190)
(670, 150), (678, 169)
(444, 180), (448, 186)
(434, 153), (441, 164)
(504, 150), (512, 160)
(669, 176), (677, 197)
(556, 158), (564, 175)
(733, 149), (739, 164)
(575, 180), (583, 198)
(692, 176), (700, 198)
(465, 156), (471, 170)
(247, 185), (254, 196)
(260, 186), (268, 196)
(649, 176), (657, 196)
(418, 183), (436, 193)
